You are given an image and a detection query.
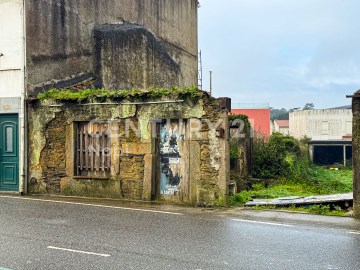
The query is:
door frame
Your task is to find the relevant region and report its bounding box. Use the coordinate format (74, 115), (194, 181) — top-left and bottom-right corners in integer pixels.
(0, 114), (20, 192)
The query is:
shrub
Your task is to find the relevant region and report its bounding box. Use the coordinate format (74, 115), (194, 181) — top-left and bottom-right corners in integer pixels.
(252, 132), (310, 181)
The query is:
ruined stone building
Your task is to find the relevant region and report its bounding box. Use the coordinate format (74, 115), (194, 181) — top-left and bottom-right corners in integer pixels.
(0, 0), (232, 206)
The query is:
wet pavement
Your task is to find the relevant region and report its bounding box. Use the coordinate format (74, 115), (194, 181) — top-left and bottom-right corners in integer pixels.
(1, 194), (360, 269)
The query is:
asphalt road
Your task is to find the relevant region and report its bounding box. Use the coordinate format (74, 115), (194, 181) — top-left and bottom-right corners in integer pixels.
(1, 195), (360, 270)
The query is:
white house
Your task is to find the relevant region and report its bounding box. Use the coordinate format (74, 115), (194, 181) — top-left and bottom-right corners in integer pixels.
(273, 120), (289, 135)
(0, 0), (26, 192)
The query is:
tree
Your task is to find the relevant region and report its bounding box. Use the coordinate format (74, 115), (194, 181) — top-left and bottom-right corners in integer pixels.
(270, 107), (289, 120)
(303, 103), (315, 110)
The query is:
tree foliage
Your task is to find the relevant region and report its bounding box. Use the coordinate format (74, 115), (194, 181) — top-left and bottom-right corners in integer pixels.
(303, 103), (315, 110)
(270, 107), (289, 120)
(252, 133), (309, 180)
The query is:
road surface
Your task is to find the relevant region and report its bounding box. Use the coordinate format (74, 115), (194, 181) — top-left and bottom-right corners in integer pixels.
(1, 195), (360, 270)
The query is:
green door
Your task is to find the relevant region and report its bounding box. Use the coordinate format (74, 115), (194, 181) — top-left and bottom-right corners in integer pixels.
(0, 115), (19, 191)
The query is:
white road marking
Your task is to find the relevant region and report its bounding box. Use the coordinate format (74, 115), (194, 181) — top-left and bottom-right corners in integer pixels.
(0, 195), (183, 216)
(47, 246), (110, 257)
(232, 218), (294, 227)
(347, 231), (360, 235)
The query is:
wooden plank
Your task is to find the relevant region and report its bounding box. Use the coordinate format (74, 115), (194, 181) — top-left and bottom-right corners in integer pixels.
(101, 132), (105, 172)
(90, 132), (94, 172)
(95, 132), (100, 172)
(79, 129), (83, 171)
(76, 128), (80, 175)
(85, 128), (89, 170)
(106, 134), (110, 171)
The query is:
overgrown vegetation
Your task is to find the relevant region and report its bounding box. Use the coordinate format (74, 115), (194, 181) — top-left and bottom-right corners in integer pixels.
(228, 113), (251, 128)
(230, 132), (353, 210)
(229, 166), (352, 205)
(229, 114), (251, 159)
(252, 204), (347, 217)
(37, 86), (203, 102)
(252, 132), (308, 180)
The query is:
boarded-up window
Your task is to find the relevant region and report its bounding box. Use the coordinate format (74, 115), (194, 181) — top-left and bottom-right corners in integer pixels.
(75, 122), (111, 177)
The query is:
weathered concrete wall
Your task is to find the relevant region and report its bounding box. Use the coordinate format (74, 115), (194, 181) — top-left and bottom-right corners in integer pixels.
(352, 97), (360, 217)
(94, 24), (180, 89)
(25, 0), (198, 93)
(0, 0), (25, 98)
(290, 109), (352, 140)
(27, 95), (230, 206)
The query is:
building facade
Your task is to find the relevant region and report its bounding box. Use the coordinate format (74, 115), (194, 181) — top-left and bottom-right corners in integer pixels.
(0, 0), (26, 192)
(231, 104), (270, 137)
(289, 108), (352, 140)
(0, 0), (209, 200)
(28, 93), (231, 206)
(273, 120), (289, 135)
(289, 108), (352, 166)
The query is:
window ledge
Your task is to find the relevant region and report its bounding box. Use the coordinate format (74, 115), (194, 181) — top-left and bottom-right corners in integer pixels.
(73, 176), (110, 180)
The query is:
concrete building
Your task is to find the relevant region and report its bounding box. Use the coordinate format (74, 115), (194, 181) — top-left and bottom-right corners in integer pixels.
(26, 0), (199, 94)
(0, 0), (213, 200)
(273, 120), (289, 135)
(289, 107), (352, 166)
(289, 107), (352, 140)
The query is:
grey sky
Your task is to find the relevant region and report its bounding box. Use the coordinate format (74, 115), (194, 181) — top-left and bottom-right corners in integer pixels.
(198, 0), (360, 109)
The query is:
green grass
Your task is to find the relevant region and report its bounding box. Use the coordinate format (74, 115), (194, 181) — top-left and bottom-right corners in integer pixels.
(252, 204), (348, 217)
(229, 166), (353, 205)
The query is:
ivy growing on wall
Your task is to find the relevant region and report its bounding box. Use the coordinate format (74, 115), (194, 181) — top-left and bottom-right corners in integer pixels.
(228, 113), (251, 128)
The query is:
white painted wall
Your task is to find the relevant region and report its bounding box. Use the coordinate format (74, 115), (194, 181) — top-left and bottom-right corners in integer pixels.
(0, 0), (24, 97)
(289, 109), (352, 140)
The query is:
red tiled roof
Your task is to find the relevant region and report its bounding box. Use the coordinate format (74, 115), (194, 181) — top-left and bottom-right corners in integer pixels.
(275, 120), (289, 128)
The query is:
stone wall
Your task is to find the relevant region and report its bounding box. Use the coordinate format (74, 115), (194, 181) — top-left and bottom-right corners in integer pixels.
(25, 0), (198, 93)
(230, 124), (251, 192)
(27, 95), (230, 206)
(352, 95), (360, 217)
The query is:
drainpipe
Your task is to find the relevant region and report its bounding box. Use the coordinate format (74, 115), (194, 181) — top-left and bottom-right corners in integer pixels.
(19, 0), (27, 194)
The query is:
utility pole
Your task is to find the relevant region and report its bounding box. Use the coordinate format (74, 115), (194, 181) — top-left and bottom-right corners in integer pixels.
(198, 51), (203, 90)
(209, 71), (213, 97)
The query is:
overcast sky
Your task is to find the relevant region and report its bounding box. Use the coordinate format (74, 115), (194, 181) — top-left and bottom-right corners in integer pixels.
(198, 0), (360, 109)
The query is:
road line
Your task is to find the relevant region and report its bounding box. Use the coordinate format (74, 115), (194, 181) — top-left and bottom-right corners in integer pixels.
(0, 267), (14, 270)
(232, 218), (294, 227)
(347, 231), (360, 235)
(0, 195), (183, 216)
(47, 246), (110, 257)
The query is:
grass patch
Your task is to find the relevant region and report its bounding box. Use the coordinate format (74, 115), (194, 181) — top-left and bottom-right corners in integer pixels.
(252, 204), (348, 217)
(229, 166), (353, 206)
